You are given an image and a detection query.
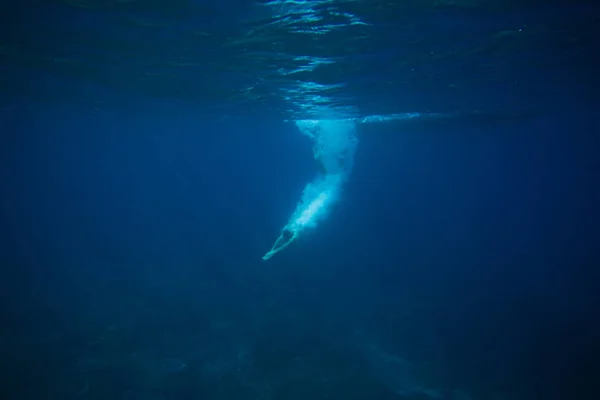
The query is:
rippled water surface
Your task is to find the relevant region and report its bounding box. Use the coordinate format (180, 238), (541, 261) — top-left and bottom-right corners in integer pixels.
(1, 0), (596, 120)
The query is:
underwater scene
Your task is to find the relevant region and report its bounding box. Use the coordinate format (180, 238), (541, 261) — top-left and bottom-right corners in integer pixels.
(1, 0), (599, 399)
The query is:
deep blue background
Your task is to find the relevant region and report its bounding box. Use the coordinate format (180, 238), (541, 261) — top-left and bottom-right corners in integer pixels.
(1, 97), (599, 398)
(1, 2), (599, 395)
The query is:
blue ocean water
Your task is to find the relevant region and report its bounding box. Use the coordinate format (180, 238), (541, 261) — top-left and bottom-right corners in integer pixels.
(1, 1), (599, 399)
